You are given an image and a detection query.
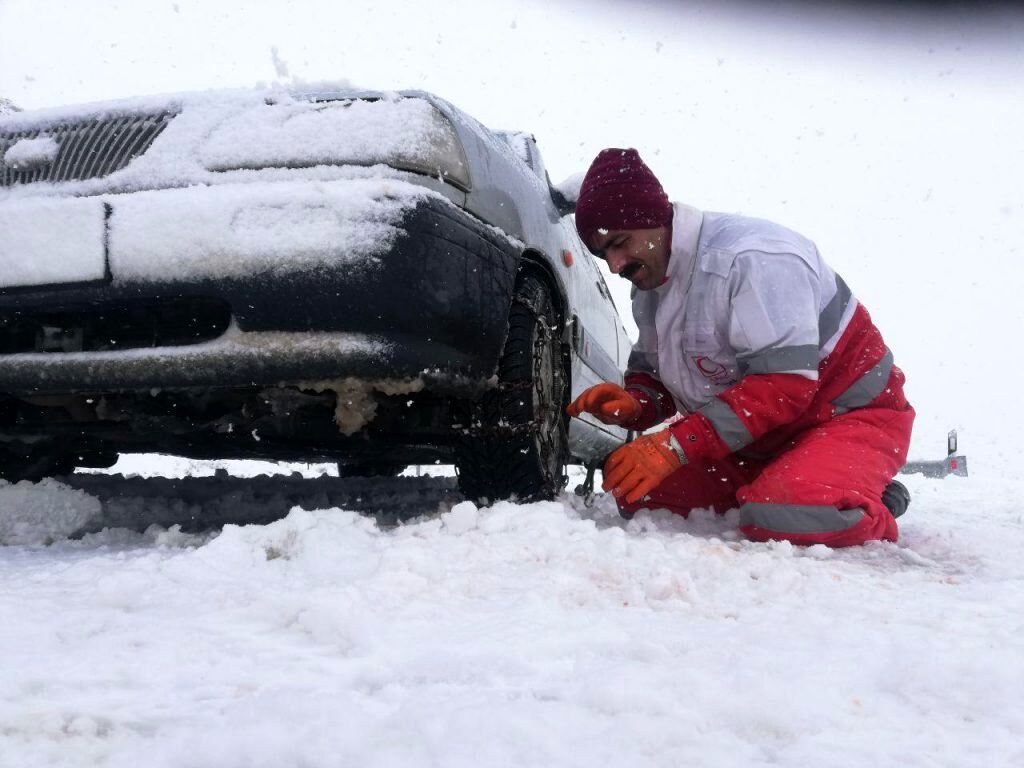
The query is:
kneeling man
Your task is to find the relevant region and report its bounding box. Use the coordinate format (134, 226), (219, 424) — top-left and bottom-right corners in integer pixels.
(567, 148), (914, 547)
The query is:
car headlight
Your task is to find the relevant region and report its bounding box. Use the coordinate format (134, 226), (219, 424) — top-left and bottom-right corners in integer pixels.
(200, 96), (471, 191)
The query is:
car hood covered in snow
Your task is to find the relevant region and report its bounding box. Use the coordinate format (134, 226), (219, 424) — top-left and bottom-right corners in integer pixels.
(0, 84), (472, 201)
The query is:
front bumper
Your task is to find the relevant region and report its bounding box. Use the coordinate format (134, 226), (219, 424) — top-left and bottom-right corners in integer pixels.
(0, 181), (522, 395)
(0, 329), (489, 394)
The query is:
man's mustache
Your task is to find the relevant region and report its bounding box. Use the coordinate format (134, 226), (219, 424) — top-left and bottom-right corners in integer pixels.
(621, 262), (642, 280)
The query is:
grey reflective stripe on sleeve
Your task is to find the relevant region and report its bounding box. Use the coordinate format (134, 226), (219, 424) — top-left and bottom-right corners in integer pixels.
(737, 345), (819, 376)
(739, 503), (866, 534)
(697, 397), (753, 452)
(832, 348), (894, 412)
(818, 274), (853, 345)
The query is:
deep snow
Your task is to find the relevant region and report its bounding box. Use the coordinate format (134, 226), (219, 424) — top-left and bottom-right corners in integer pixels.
(0, 467), (1021, 767)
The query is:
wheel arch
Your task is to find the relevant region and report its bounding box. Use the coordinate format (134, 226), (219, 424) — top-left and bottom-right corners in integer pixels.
(455, 266), (570, 502)
(516, 249), (568, 324)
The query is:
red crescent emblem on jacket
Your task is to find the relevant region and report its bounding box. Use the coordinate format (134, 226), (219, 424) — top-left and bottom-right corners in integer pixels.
(692, 356), (735, 384)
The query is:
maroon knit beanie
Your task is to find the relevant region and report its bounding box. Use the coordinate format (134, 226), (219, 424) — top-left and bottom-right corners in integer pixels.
(575, 148), (672, 253)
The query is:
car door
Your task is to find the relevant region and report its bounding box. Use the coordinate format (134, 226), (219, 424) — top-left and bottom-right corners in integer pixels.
(559, 219), (630, 452)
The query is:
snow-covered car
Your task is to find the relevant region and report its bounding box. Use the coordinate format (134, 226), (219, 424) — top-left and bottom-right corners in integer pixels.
(0, 86), (630, 500)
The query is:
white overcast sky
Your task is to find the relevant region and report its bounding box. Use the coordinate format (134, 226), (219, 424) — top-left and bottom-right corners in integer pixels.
(2, 0), (1023, 460)
(3, 0), (1021, 180)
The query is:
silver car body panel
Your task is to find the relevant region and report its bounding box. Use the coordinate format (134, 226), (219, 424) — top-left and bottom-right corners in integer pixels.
(0, 85), (630, 461)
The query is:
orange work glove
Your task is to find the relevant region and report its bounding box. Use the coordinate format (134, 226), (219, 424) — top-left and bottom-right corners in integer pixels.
(566, 383), (642, 426)
(602, 431), (685, 505)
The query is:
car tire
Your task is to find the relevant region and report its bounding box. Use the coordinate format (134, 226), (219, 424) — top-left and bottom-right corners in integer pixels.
(455, 274), (569, 503)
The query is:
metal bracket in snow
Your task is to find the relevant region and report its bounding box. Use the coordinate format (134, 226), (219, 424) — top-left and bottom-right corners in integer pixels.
(900, 429), (969, 478)
(574, 461), (599, 507)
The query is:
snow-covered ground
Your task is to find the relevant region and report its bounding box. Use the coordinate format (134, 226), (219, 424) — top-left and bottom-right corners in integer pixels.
(1, 467), (1022, 766)
(1, 1), (1023, 766)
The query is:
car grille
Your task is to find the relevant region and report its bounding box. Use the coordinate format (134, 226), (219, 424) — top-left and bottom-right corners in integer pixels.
(0, 112), (173, 187)
(0, 296), (231, 354)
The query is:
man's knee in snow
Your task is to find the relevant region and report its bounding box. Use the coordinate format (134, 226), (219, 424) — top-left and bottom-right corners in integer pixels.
(737, 501), (893, 547)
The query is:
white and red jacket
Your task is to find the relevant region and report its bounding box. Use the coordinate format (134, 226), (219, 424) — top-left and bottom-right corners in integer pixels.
(623, 203), (904, 462)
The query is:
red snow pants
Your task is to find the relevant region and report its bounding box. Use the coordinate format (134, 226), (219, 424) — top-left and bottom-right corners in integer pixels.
(618, 370), (915, 548)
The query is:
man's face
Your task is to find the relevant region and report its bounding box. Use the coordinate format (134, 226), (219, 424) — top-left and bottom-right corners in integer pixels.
(589, 226), (671, 290)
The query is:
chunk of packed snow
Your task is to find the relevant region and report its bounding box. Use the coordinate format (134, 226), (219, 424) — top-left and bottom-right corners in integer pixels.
(269, 46), (290, 79)
(1, 135), (59, 169)
(199, 95), (458, 171)
(109, 178), (432, 281)
(0, 479), (101, 545)
(0, 196), (107, 288)
(441, 500), (479, 534)
(555, 171), (585, 204)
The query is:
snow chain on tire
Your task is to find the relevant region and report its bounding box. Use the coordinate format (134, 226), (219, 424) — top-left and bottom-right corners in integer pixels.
(455, 274), (569, 503)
